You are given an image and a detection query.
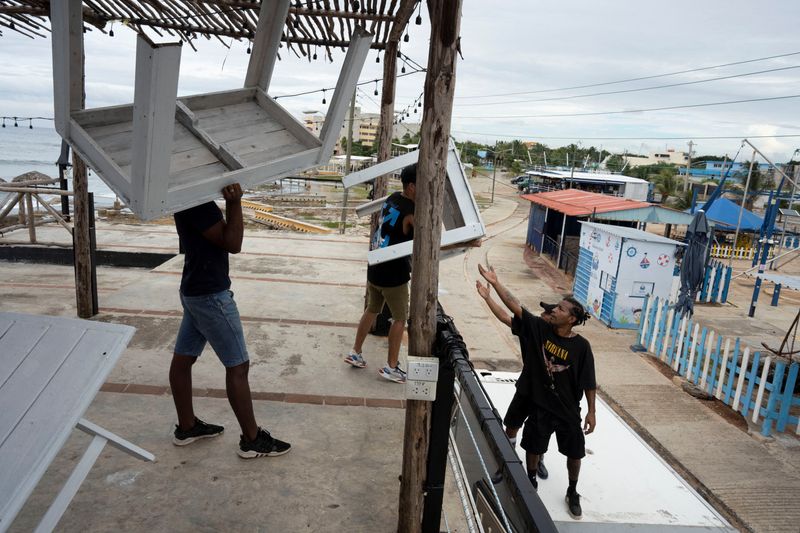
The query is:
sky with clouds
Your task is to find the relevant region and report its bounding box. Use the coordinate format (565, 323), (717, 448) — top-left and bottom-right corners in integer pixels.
(2, 0), (800, 162)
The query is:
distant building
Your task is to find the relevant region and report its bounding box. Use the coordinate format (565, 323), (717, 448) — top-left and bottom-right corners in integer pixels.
(523, 168), (650, 201)
(626, 149), (689, 168)
(301, 108), (420, 150)
(678, 161), (773, 180)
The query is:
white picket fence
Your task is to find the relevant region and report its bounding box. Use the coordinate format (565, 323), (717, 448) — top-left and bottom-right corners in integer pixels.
(637, 295), (800, 437)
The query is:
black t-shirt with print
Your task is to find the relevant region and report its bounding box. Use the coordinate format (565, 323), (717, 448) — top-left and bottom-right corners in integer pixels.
(367, 191), (415, 287)
(174, 201), (230, 296)
(512, 308), (596, 422)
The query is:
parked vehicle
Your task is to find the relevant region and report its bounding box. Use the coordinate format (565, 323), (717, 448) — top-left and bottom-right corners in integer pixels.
(510, 174), (528, 184)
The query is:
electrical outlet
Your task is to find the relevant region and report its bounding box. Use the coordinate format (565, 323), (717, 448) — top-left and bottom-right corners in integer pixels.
(406, 379), (437, 401)
(407, 356), (439, 382)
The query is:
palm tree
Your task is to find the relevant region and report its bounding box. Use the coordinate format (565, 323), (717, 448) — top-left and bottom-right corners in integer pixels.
(651, 168), (679, 204)
(673, 189), (694, 211)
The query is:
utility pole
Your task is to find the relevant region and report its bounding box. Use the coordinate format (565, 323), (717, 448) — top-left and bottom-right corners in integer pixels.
(491, 146), (497, 203)
(339, 91), (356, 234)
(684, 140), (694, 192)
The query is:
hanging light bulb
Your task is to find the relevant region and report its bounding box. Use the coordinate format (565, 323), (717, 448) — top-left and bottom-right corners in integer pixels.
(1, 118), (5, 128)
(109, 22), (114, 37)
(401, 65), (406, 74)
(404, 32), (409, 43)
(29, 118), (33, 129)
(14, 117), (18, 127)
(415, 2), (422, 25)
(413, 108), (417, 114)
(374, 81), (379, 96)
(322, 89), (327, 105)
(418, 101), (422, 107)
(376, 53), (380, 63)
(313, 47), (317, 60)
(397, 50), (401, 58)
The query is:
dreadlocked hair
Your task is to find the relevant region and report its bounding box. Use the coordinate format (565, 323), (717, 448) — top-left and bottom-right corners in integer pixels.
(564, 296), (591, 326)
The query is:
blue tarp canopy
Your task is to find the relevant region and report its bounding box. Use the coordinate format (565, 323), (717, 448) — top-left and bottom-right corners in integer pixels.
(691, 197), (765, 232)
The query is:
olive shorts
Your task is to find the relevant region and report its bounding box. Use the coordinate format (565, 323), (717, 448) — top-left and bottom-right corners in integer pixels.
(366, 281), (409, 322)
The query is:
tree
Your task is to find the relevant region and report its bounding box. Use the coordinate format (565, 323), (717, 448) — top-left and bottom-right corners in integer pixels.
(605, 154), (625, 172)
(652, 168), (679, 204)
(736, 161), (774, 209)
(673, 189), (694, 211)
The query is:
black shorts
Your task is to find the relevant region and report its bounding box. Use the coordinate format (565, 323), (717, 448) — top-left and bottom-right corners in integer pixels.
(521, 407), (585, 459)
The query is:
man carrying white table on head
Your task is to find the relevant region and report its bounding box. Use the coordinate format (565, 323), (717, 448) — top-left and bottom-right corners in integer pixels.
(170, 183), (290, 459)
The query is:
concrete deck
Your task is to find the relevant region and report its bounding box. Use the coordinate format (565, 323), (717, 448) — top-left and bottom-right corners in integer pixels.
(1, 172), (799, 532)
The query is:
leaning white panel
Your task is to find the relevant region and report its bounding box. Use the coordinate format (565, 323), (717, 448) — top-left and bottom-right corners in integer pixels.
(344, 141), (486, 265)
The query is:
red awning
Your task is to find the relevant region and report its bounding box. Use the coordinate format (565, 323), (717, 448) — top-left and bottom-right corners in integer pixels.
(520, 190), (651, 217)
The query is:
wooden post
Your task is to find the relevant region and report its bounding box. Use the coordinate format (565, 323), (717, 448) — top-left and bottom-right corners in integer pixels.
(370, 40), (399, 241)
(398, 2), (462, 532)
(51, 0), (94, 318)
(72, 156), (94, 318)
(25, 193), (36, 243)
(370, 0), (416, 241)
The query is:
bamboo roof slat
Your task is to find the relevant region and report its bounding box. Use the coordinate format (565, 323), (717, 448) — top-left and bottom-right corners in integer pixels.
(0, 0), (419, 57)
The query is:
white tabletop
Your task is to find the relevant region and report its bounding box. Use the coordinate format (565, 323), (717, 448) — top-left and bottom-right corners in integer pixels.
(0, 312), (135, 532)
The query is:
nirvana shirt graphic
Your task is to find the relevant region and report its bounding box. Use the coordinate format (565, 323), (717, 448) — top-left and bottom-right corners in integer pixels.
(512, 308), (597, 422)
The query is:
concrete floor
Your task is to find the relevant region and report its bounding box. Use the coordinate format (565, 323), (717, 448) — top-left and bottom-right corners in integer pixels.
(2, 172), (800, 532)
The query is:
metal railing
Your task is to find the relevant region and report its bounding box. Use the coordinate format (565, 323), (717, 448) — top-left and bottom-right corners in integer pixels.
(541, 235), (579, 275)
(422, 305), (557, 533)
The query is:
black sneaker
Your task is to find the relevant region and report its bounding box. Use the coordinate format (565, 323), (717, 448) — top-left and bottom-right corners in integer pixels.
(238, 427), (292, 459)
(566, 489), (582, 520)
(537, 459), (549, 480)
(173, 417), (224, 446)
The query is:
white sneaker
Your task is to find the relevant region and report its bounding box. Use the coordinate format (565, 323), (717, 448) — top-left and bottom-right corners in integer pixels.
(344, 351), (367, 368)
(379, 365), (407, 384)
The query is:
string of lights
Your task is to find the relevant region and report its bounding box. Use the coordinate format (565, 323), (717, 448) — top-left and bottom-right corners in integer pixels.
(0, 116), (54, 129)
(273, 68), (425, 103)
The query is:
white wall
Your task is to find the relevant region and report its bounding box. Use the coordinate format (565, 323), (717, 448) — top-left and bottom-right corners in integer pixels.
(615, 239), (678, 326)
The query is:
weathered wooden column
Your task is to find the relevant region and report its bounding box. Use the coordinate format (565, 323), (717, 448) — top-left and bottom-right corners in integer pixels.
(398, 1), (462, 532)
(51, 0), (94, 317)
(371, 0), (418, 241)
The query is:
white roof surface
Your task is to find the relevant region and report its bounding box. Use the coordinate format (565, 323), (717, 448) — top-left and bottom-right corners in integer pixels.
(478, 371), (734, 532)
(526, 169), (649, 184)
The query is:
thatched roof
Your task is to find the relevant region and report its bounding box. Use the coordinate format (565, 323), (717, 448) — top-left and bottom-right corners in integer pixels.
(0, 0), (419, 58)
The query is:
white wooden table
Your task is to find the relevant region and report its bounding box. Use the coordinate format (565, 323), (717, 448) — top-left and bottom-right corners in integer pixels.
(0, 312), (155, 533)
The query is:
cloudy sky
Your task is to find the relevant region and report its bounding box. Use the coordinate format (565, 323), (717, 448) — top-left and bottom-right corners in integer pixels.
(2, 0), (800, 162)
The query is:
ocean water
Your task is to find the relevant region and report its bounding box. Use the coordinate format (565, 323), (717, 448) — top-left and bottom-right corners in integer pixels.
(0, 125), (117, 207)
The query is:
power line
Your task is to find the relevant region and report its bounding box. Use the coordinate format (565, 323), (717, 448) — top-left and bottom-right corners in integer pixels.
(455, 50), (800, 99)
(450, 130), (800, 141)
(453, 94), (800, 119)
(456, 65), (800, 107)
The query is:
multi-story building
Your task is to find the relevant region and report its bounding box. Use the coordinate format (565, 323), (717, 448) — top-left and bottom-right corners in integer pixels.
(301, 108), (419, 151)
(626, 149), (689, 168)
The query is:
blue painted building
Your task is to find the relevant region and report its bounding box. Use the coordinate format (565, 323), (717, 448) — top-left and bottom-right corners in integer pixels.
(678, 161), (772, 179)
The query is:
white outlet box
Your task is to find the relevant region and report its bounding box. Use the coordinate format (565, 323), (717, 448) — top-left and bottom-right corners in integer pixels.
(406, 379), (437, 401)
(407, 356), (439, 382)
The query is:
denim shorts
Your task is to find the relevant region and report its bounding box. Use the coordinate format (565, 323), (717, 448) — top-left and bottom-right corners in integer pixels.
(175, 289), (249, 368)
